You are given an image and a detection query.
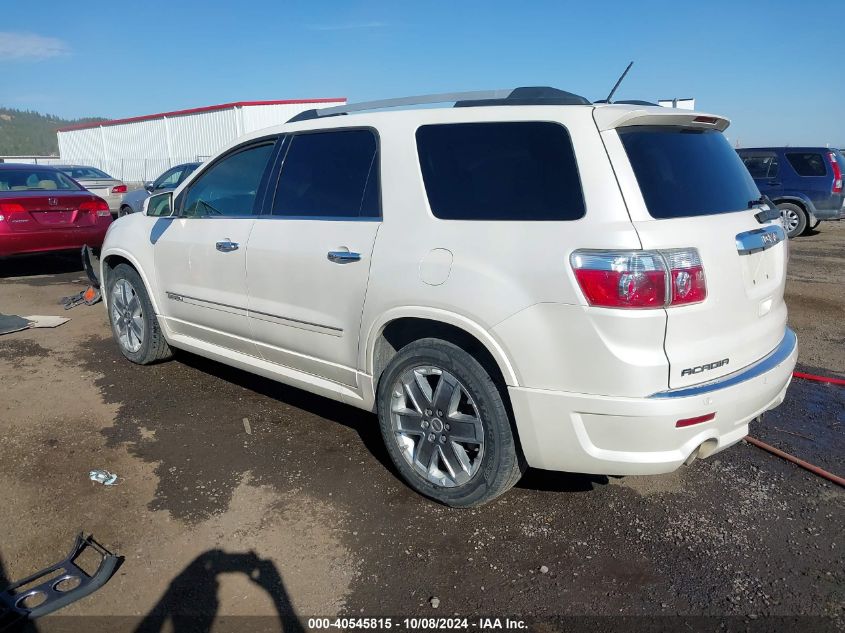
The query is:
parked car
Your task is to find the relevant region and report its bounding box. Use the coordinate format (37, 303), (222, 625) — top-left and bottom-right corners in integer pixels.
(55, 165), (127, 216)
(737, 147), (845, 238)
(100, 87), (797, 507)
(0, 164), (112, 258)
(118, 162), (200, 217)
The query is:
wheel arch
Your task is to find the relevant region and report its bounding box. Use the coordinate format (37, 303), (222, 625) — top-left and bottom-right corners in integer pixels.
(364, 308), (520, 394)
(100, 248), (160, 314)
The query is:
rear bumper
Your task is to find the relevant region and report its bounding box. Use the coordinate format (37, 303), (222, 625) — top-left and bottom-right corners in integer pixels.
(509, 328), (797, 475)
(0, 227), (109, 257)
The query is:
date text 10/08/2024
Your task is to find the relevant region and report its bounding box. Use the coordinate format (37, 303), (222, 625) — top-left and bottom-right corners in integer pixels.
(307, 618), (528, 630)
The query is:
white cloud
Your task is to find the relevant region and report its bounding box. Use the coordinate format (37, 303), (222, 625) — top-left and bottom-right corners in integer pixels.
(307, 21), (388, 31)
(0, 32), (69, 60)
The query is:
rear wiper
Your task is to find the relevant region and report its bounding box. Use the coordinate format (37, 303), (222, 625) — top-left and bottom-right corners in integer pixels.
(748, 195), (780, 223)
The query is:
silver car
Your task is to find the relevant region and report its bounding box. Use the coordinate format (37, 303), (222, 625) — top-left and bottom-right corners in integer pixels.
(118, 162), (200, 217)
(55, 165), (126, 215)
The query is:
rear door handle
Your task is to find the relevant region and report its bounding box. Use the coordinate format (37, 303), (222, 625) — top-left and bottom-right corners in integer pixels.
(327, 250), (361, 263)
(216, 239), (239, 252)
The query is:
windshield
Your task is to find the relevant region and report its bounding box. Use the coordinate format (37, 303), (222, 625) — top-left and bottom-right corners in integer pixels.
(60, 167), (113, 180)
(619, 126), (760, 219)
(0, 169), (82, 192)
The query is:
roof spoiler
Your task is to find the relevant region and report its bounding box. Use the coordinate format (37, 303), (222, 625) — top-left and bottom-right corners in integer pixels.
(594, 106), (730, 132)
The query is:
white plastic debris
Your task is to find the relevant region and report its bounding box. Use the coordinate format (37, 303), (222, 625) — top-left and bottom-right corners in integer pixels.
(89, 470), (119, 486)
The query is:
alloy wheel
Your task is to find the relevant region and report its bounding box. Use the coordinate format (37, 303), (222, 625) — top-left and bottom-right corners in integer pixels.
(390, 366), (485, 487)
(781, 208), (800, 234)
(110, 279), (144, 353)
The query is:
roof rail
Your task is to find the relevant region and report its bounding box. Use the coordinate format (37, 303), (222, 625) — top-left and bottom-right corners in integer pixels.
(287, 86), (592, 122)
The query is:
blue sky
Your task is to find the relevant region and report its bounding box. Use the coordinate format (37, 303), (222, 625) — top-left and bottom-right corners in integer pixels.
(0, 0), (842, 146)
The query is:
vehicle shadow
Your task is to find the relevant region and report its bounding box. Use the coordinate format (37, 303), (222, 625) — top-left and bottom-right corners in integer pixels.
(175, 350), (608, 497)
(174, 350), (396, 475)
(0, 253), (83, 280)
(135, 549), (303, 633)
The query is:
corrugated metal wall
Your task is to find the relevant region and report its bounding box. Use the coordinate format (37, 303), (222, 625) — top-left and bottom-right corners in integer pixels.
(57, 100), (343, 183)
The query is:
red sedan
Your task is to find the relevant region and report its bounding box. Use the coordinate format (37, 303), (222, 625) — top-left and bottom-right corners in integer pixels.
(0, 164), (112, 258)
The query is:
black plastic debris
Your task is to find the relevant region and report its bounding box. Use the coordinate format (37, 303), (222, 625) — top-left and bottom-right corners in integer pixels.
(0, 533), (120, 630)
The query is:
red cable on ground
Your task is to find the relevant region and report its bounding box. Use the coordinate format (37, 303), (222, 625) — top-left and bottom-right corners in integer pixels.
(792, 371), (845, 386)
(745, 436), (845, 488)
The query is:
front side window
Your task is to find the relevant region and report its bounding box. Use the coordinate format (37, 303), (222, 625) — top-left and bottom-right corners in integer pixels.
(415, 122), (585, 221)
(181, 142), (275, 218)
(272, 129), (380, 219)
(786, 152), (827, 177)
(0, 169), (81, 192)
(620, 126), (759, 219)
(154, 167), (184, 190)
(740, 153), (779, 179)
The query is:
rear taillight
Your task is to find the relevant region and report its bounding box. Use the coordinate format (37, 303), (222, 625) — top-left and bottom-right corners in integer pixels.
(0, 202), (25, 214)
(570, 248), (707, 309)
(79, 198), (112, 218)
(828, 152), (842, 194)
(111, 184), (127, 194)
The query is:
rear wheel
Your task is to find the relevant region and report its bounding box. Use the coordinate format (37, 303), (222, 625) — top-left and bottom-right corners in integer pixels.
(376, 338), (524, 507)
(118, 206), (132, 218)
(107, 263), (172, 364)
(778, 202), (807, 238)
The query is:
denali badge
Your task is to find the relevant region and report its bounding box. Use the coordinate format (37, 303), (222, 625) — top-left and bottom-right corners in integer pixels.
(681, 359), (729, 376)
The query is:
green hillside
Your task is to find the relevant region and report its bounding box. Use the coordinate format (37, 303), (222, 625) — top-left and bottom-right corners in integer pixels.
(0, 107), (108, 156)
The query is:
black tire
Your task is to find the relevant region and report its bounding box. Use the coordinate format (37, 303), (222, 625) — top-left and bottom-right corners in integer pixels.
(376, 338), (525, 507)
(118, 205), (132, 218)
(106, 263), (172, 364)
(777, 202), (807, 238)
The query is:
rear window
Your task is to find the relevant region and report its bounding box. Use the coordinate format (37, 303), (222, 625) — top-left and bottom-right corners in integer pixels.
(60, 167), (112, 180)
(786, 153), (827, 177)
(619, 127), (759, 219)
(0, 169), (81, 192)
(415, 122), (585, 221)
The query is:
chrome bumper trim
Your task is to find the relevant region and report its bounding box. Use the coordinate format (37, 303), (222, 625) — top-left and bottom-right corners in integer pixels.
(649, 328), (797, 399)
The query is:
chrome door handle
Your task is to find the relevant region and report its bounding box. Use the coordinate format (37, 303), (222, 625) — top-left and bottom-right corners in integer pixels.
(216, 240), (239, 253)
(327, 250), (361, 263)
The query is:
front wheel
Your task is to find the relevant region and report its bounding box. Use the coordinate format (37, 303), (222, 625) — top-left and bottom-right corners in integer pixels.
(778, 202), (808, 238)
(376, 338), (524, 507)
(106, 263), (172, 364)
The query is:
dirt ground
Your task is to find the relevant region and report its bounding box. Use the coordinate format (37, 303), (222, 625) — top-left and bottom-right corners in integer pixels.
(0, 222), (843, 632)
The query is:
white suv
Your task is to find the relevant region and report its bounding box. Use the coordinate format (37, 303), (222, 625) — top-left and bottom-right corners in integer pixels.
(101, 87), (798, 507)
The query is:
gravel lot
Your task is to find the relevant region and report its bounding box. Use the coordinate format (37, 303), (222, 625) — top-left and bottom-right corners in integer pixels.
(0, 222), (842, 632)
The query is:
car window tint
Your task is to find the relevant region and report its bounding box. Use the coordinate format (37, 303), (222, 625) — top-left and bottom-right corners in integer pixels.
(786, 153), (827, 177)
(620, 126), (759, 219)
(179, 164), (200, 183)
(182, 143), (275, 218)
(415, 122), (585, 221)
(0, 169), (81, 191)
(272, 130), (379, 219)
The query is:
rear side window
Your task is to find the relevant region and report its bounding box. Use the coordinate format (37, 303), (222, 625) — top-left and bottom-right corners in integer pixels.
(786, 152), (827, 177)
(272, 129), (380, 219)
(415, 122), (585, 221)
(619, 127), (759, 219)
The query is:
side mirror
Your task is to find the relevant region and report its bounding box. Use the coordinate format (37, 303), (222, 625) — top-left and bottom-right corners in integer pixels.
(145, 191), (174, 217)
(144, 181), (155, 193)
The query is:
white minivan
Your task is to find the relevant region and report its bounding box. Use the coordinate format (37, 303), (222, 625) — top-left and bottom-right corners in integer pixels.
(101, 87), (797, 506)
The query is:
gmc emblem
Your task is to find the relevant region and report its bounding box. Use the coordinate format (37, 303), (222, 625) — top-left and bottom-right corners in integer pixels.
(48, 197), (58, 206)
(681, 359), (729, 376)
